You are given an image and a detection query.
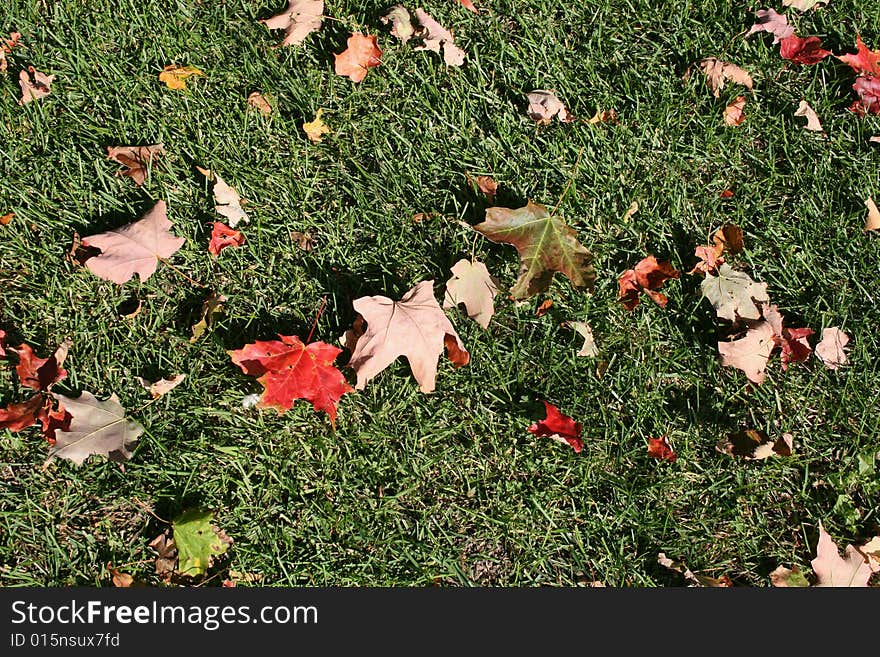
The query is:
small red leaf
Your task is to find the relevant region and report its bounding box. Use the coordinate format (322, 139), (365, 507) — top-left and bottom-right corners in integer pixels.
(779, 35), (831, 65)
(528, 401), (583, 453)
(837, 36), (880, 78)
(208, 222), (245, 256)
(13, 343), (67, 391)
(0, 394), (44, 432)
(647, 436), (677, 462)
(618, 256), (680, 310)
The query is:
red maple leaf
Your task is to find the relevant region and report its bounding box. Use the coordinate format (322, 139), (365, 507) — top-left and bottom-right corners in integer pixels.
(779, 35), (831, 65)
(779, 327), (814, 370)
(229, 335), (353, 425)
(37, 399), (72, 444)
(0, 394), (44, 432)
(618, 256), (680, 310)
(852, 76), (880, 115)
(838, 36), (880, 78)
(528, 401), (583, 453)
(208, 222), (245, 256)
(647, 435), (677, 463)
(13, 343), (67, 390)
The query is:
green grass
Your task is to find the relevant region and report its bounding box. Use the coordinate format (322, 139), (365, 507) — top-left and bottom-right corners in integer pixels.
(1, 0), (878, 587)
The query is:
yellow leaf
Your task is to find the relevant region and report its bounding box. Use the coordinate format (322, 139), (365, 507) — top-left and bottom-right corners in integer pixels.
(159, 65), (204, 90)
(303, 109), (331, 143)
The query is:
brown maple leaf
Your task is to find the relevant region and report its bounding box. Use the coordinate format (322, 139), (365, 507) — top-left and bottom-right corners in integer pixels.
(13, 339), (70, 391)
(0, 394), (44, 433)
(260, 0), (324, 47)
(815, 327), (849, 370)
(0, 31), (21, 73)
(698, 58), (753, 98)
(334, 33), (382, 83)
(347, 280), (469, 393)
(247, 91), (273, 115)
(106, 145), (165, 187)
(723, 96), (746, 126)
(472, 200), (595, 299)
(228, 335), (352, 425)
(647, 435), (677, 462)
(865, 198), (880, 232)
(82, 201), (185, 284)
(413, 9), (466, 67)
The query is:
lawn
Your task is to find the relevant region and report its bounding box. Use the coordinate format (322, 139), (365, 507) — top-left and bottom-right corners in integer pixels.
(0, 0), (878, 587)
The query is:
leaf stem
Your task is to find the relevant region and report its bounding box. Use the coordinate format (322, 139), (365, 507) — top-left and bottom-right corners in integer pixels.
(550, 146), (585, 218)
(306, 296), (328, 344)
(158, 257), (207, 288)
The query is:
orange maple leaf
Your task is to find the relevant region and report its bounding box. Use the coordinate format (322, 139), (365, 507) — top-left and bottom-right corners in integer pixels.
(334, 33), (382, 83)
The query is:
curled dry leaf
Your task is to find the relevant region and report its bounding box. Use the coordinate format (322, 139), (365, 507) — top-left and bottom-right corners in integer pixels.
(197, 166), (249, 227)
(718, 321), (775, 385)
(414, 9), (466, 66)
(457, 0), (479, 13)
(528, 401), (583, 453)
(191, 291), (226, 341)
(717, 429), (793, 459)
(334, 33), (382, 83)
(302, 109), (330, 143)
(443, 259), (499, 329)
(473, 200), (595, 299)
(382, 6), (416, 45)
(618, 256), (680, 310)
(647, 436), (677, 462)
(811, 522), (873, 587)
(525, 90), (574, 124)
(587, 109), (618, 125)
(347, 280), (469, 393)
(139, 374), (186, 399)
(106, 145), (165, 187)
(18, 66), (54, 104)
(0, 31), (21, 73)
(567, 321), (598, 357)
(247, 91), (272, 115)
(865, 198), (880, 232)
(723, 95), (746, 126)
(158, 65), (204, 90)
(762, 303), (814, 370)
(535, 299), (553, 317)
(260, 0), (323, 47)
(794, 100), (823, 131)
(747, 9), (795, 44)
(657, 553), (732, 587)
(148, 531), (178, 580)
(290, 230), (315, 251)
(81, 201), (185, 285)
(769, 565), (810, 587)
(815, 327), (849, 370)
(779, 35), (832, 65)
(48, 391), (144, 466)
(13, 339), (70, 391)
(698, 58), (753, 98)
(0, 212), (12, 226)
(468, 174), (498, 203)
(782, 0), (828, 9)
(208, 222), (245, 256)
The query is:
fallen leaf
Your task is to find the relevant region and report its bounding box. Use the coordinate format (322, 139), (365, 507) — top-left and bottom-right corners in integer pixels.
(172, 509), (232, 578)
(191, 291), (226, 342)
(698, 58), (753, 98)
(12, 339), (70, 391)
(290, 230), (316, 251)
(871, 136), (880, 144)
(0, 394), (44, 433)
(782, 0), (829, 9)
(158, 64), (204, 90)
(107, 564), (134, 588)
(208, 222), (245, 256)
(701, 263), (770, 323)
(769, 565), (810, 587)
(535, 299), (554, 317)
(815, 327), (849, 370)
(334, 33), (382, 83)
(690, 244), (723, 275)
(0, 32), (21, 73)
(586, 109), (618, 124)
(18, 66), (54, 104)
(229, 335), (353, 425)
(860, 537), (880, 570)
(567, 321), (598, 357)
(81, 201), (185, 285)
(139, 374), (186, 399)
(106, 145), (165, 187)
(0, 329), (6, 357)
(851, 76), (880, 115)
(260, 0), (323, 47)
(717, 429), (793, 459)
(794, 100), (823, 131)
(48, 391), (144, 466)
(227, 570), (264, 585)
(762, 303), (813, 370)
(413, 9), (466, 66)
(811, 522), (873, 587)
(196, 167), (249, 227)
(525, 90), (574, 124)
(617, 256), (680, 310)
(38, 400), (72, 445)
(657, 553), (732, 587)
(713, 224), (744, 254)
(621, 200), (638, 222)
(723, 95), (747, 126)
(779, 35), (832, 65)
(457, 0), (479, 13)
(837, 35), (880, 77)
(747, 9), (795, 44)
(528, 401), (583, 453)
(648, 435), (677, 462)
(347, 280), (469, 392)
(473, 200), (595, 299)
(865, 198), (880, 232)
(470, 174), (498, 203)
(720, 189), (735, 199)
(443, 259), (499, 329)
(0, 212), (12, 225)
(247, 91), (273, 115)
(302, 109), (331, 143)
(381, 6), (416, 44)
(718, 321), (775, 384)
(148, 532), (177, 580)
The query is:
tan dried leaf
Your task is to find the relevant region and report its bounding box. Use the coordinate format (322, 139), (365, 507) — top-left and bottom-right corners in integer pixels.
(815, 327), (849, 370)
(865, 198), (880, 232)
(699, 58), (753, 97)
(718, 321), (775, 384)
(303, 109), (330, 143)
(247, 92), (273, 115)
(525, 90), (574, 124)
(139, 374), (186, 399)
(568, 321), (598, 357)
(723, 96), (747, 126)
(811, 522), (873, 587)
(19, 66), (54, 104)
(794, 100), (823, 131)
(106, 145), (165, 186)
(443, 259), (499, 329)
(197, 166), (249, 227)
(260, 0), (323, 46)
(414, 9), (466, 66)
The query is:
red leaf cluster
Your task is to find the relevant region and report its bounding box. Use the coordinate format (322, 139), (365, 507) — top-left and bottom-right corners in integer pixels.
(618, 256), (680, 310)
(228, 335), (352, 426)
(527, 401), (583, 453)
